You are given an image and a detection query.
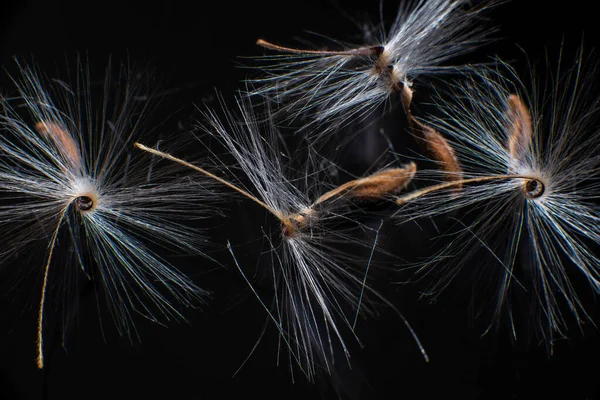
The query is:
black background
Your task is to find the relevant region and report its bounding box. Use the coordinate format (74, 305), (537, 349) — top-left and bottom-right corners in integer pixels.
(1, 1), (600, 399)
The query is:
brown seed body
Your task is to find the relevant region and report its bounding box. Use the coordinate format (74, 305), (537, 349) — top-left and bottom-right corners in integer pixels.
(34, 121), (82, 171)
(506, 94), (533, 162)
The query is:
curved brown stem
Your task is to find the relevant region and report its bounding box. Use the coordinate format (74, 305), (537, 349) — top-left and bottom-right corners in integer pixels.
(37, 207), (68, 369)
(257, 38), (383, 57)
(395, 174), (542, 206)
(135, 143), (293, 228)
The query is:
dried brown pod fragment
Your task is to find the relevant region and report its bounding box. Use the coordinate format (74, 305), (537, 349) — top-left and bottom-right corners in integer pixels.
(401, 85), (463, 186)
(411, 118), (463, 186)
(285, 163), (417, 235)
(505, 94), (533, 163)
(504, 94), (544, 199)
(35, 121), (82, 170)
(314, 163), (417, 206)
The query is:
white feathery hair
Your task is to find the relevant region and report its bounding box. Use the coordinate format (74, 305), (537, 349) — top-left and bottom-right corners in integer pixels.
(136, 94), (426, 381)
(206, 98), (398, 381)
(395, 55), (600, 346)
(250, 0), (497, 131)
(0, 58), (210, 368)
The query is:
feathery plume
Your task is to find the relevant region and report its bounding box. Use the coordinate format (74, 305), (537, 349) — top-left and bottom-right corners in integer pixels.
(0, 58), (210, 368)
(394, 56), (600, 346)
(135, 95), (426, 381)
(250, 0), (497, 131)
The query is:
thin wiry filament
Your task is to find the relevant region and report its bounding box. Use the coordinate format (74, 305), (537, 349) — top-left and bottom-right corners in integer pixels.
(256, 39), (384, 57)
(396, 174), (545, 205)
(36, 207), (68, 369)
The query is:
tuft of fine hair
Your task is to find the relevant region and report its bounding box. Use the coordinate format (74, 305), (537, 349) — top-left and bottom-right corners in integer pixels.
(0, 57), (213, 368)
